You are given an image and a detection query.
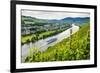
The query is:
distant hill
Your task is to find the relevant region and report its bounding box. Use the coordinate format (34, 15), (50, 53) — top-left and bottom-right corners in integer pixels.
(48, 17), (90, 24)
(21, 15), (90, 25)
(21, 16), (48, 24)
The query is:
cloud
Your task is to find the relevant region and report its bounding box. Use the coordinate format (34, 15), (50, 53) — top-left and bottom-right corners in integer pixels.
(22, 10), (90, 20)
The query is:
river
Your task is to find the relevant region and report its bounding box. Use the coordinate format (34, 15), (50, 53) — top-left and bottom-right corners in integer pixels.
(21, 24), (79, 62)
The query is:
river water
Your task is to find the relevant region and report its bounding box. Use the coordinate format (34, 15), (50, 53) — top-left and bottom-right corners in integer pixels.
(21, 24), (79, 62)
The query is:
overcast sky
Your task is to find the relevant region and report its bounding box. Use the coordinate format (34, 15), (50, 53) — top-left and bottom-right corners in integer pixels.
(22, 10), (90, 20)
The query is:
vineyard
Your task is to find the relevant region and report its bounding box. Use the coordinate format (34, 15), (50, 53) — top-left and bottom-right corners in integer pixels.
(24, 23), (90, 62)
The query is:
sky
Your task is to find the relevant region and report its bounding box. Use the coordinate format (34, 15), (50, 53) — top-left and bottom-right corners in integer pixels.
(22, 10), (90, 20)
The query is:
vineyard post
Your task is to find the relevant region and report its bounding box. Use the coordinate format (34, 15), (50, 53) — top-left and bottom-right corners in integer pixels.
(70, 24), (72, 49)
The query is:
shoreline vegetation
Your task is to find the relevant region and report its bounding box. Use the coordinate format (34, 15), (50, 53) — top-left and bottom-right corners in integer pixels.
(24, 23), (90, 62)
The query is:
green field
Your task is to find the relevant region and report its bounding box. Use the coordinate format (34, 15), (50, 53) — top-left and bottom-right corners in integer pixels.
(21, 28), (69, 44)
(21, 31), (56, 44)
(24, 23), (90, 62)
